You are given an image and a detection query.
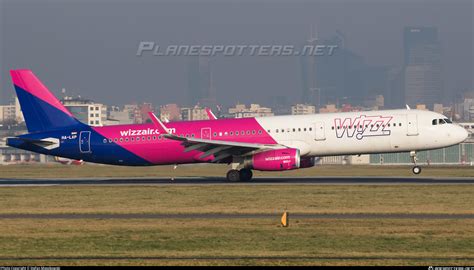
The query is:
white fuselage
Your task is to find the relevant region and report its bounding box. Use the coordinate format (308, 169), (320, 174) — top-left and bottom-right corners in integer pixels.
(256, 109), (468, 157)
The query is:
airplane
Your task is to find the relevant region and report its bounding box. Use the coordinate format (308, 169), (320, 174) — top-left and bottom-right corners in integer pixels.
(6, 70), (469, 181)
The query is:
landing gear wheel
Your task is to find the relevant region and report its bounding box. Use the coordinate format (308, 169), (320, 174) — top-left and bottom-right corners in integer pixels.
(226, 169), (241, 182)
(239, 169), (253, 181)
(412, 166), (422, 175)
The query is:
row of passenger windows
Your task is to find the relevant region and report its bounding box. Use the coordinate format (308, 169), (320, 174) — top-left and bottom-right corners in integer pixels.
(331, 123), (402, 130)
(269, 127), (313, 133)
(104, 136), (163, 143)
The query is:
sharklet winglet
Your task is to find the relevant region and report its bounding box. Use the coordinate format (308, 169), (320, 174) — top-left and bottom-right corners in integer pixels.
(147, 112), (169, 134)
(205, 107), (217, 120)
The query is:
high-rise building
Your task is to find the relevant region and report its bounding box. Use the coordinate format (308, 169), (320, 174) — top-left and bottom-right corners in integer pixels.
(403, 27), (443, 108)
(300, 25), (319, 106)
(187, 56), (217, 108)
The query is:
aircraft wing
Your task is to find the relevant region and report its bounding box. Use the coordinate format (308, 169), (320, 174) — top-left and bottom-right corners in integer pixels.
(163, 133), (282, 162)
(147, 112), (283, 162)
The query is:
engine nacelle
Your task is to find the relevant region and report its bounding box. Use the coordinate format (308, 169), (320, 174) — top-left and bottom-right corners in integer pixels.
(244, 148), (300, 171)
(299, 157), (316, 168)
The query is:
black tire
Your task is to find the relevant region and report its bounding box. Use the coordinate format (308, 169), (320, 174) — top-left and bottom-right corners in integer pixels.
(226, 169), (241, 182)
(412, 166), (422, 175)
(239, 169), (253, 181)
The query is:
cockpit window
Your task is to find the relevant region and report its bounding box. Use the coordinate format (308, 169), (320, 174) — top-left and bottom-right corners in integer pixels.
(438, 119), (446, 124)
(444, 118), (452, 124)
(432, 119), (437, 125)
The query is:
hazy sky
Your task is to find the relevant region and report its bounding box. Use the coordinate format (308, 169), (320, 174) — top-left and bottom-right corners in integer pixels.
(0, 0), (472, 106)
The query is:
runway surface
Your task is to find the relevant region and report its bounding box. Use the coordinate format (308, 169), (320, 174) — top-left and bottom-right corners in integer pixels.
(1, 212), (473, 219)
(0, 176), (473, 186)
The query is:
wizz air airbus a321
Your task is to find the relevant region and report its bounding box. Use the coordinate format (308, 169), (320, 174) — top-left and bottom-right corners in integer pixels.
(7, 70), (468, 181)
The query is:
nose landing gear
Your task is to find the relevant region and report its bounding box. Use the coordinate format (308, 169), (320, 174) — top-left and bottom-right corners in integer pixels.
(410, 151), (422, 175)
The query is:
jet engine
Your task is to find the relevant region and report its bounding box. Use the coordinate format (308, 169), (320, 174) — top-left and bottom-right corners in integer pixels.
(244, 148), (300, 171)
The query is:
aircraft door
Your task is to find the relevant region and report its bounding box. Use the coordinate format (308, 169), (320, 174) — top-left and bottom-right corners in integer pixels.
(314, 122), (326, 141)
(79, 131), (92, 153)
(406, 114), (419, 136)
(201, 127), (211, 140)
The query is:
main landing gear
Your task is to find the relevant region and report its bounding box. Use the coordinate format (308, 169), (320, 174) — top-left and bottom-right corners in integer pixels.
(410, 150), (422, 175)
(226, 168), (253, 182)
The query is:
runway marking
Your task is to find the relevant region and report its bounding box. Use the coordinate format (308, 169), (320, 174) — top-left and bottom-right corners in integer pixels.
(1, 213), (473, 219)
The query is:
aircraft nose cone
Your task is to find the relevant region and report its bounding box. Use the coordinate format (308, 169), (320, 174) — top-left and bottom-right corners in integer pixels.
(456, 126), (469, 143)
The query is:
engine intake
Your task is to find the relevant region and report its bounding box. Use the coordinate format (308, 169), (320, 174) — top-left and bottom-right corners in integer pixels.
(244, 148), (300, 171)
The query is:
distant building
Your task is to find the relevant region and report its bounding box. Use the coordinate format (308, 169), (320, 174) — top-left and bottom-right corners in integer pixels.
(363, 95), (384, 109)
(405, 65), (442, 108)
(61, 96), (106, 126)
(319, 104), (339, 114)
(123, 104), (142, 123)
(187, 56), (217, 108)
(181, 106), (209, 121)
(291, 104), (316, 115)
(107, 106), (134, 125)
(139, 103), (154, 124)
(300, 26), (319, 106)
(228, 104), (274, 118)
(160, 104), (181, 121)
(403, 26), (443, 108)
(0, 97), (24, 124)
(415, 104), (428, 110)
